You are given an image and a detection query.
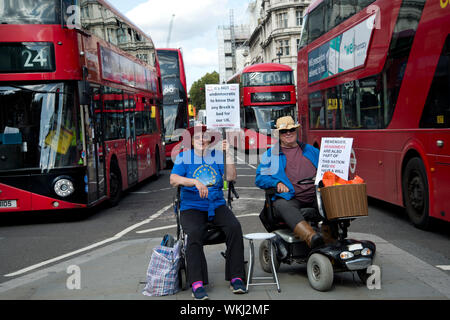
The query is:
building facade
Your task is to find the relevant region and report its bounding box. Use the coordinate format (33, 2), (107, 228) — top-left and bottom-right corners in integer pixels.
(80, 0), (156, 67)
(217, 24), (250, 84)
(247, 0), (311, 83)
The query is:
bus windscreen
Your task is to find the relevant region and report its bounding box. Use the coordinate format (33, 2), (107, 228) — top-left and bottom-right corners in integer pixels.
(242, 71), (294, 87)
(0, 83), (81, 171)
(157, 50), (180, 79)
(0, 0), (61, 25)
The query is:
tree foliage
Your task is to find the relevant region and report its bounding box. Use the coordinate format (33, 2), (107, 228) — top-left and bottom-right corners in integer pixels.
(189, 71), (220, 110)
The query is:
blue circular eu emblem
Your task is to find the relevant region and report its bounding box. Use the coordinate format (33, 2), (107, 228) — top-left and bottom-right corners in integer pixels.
(193, 165), (218, 187)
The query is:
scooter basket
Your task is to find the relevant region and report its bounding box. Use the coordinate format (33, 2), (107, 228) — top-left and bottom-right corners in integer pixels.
(320, 184), (368, 220)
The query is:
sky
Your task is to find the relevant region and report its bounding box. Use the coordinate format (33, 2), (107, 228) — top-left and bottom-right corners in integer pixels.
(107, 0), (251, 91)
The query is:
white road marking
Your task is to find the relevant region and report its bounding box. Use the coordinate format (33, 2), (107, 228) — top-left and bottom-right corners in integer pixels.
(236, 157), (257, 170)
(136, 224), (177, 234)
(235, 187), (260, 190)
(437, 265), (450, 271)
(130, 187), (173, 194)
(236, 197), (265, 201)
(4, 204), (173, 278)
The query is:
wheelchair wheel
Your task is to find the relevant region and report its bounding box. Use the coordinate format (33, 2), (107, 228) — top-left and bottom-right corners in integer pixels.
(178, 259), (188, 291)
(307, 253), (333, 292)
(259, 240), (280, 274)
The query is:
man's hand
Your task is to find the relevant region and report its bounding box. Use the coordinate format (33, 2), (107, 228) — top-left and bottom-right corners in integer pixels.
(277, 182), (289, 194)
(194, 180), (209, 199)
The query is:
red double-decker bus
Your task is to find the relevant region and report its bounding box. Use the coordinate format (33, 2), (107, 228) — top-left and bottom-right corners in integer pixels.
(297, 0), (450, 228)
(0, 0), (165, 212)
(227, 63), (297, 151)
(156, 48), (190, 161)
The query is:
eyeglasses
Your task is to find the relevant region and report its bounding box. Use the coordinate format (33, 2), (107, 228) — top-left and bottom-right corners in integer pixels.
(193, 135), (211, 141)
(279, 128), (297, 135)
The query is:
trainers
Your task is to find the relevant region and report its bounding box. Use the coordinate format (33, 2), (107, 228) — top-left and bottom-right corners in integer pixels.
(230, 279), (247, 294)
(192, 286), (209, 300)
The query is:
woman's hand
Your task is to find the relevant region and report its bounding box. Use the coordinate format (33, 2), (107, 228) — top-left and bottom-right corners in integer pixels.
(194, 180), (209, 199)
(222, 140), (230, 154)
(277, 182), (290, 194)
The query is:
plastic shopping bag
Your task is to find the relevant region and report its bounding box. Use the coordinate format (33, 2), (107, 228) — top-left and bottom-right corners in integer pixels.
(142, 240), (181, 296)
(322, 171), (365, 187)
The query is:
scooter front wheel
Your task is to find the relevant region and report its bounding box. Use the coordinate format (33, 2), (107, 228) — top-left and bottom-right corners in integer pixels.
(307, 253), (334, 292)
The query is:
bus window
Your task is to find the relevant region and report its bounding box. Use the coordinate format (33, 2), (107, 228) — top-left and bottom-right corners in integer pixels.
(325, 86), (342, 130)
(355, 0), (377, 12)
(420, 35), (450, 128)
(340, 81), (359, 129)
(103, 87), (124, 141)
(309, 91), (325, 129)
(245, 107), (258, 130)
(308, 2), (325, 43)
(330, 0), (357, 28)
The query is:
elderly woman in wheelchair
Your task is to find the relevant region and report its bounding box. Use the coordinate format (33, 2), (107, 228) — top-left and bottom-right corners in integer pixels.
(170, 126), (246, 300)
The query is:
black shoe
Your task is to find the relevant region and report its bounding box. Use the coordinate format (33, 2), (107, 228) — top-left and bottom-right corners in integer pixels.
(310, 233), (325, 249)
(192, 286), (209, 300)
(230, 279), (247, 294)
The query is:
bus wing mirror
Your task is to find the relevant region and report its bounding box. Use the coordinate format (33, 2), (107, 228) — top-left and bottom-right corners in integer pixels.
(78, 81), (90, 106)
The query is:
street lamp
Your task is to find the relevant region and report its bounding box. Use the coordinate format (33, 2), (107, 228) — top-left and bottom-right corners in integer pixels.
(277, 50), (282, 64)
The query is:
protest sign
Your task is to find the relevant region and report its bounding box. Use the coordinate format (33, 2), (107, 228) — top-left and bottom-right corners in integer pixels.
(205, 84), (240, 130)
(315, 137), (353, 185)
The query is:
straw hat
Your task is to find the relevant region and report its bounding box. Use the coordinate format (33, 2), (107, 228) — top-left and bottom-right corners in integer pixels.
(275, 116), (300, 131)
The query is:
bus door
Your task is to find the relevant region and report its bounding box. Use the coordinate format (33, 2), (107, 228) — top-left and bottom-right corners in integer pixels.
(83, 85), (106, 204)
(124, 93), (138, 186)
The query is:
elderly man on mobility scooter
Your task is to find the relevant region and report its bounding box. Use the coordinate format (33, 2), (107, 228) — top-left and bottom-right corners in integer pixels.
(255, 116), (334, 248)
(255, 116), (376, 292)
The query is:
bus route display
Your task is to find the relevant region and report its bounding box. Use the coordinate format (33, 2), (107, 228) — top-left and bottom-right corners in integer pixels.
(0, 42), (55, 73)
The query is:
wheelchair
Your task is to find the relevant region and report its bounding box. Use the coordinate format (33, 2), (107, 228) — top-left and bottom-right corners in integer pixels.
(173, 181), (240, 291)
(259, 178), (376, 292)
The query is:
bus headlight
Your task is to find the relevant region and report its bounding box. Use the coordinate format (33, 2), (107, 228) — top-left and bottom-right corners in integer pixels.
(249, 138), (256, 146)
(54, 178), (75, 198)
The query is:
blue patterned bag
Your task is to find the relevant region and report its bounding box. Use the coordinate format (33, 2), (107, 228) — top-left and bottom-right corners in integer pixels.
(142, 240), (181, 296)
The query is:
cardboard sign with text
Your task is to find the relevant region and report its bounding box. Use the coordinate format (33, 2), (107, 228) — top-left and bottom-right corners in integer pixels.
(315, 137), (353, 185)
(205, 84), (240, 130)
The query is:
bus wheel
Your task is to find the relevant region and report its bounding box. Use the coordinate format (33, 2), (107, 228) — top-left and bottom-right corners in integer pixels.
(108, 163), (122, 207)
(154, 150), (160, 179)
(402, 157), (430, 229)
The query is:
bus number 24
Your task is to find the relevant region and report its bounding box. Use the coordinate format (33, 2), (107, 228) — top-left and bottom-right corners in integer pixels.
(22, 48), (48, 68)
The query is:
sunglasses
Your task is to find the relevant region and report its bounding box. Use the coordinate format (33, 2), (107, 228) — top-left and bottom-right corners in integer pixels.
(279, 128), (297, 135)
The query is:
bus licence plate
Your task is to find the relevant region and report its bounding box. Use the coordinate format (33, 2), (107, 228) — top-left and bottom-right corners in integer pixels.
(0, 200), (17, 209)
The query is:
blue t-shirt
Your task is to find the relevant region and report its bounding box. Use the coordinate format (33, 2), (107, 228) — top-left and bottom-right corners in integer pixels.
(171, 149), (226, 217)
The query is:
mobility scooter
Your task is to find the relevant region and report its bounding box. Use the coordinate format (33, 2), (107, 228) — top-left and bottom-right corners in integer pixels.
(259, 178), (376, 292)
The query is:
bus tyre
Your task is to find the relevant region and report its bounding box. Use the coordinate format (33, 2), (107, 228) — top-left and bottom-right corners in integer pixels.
(307, 253), (334, 292)
(108, 163), (122, 207)
(402, 157), (430, 229)
(155, 149), (160, 179)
